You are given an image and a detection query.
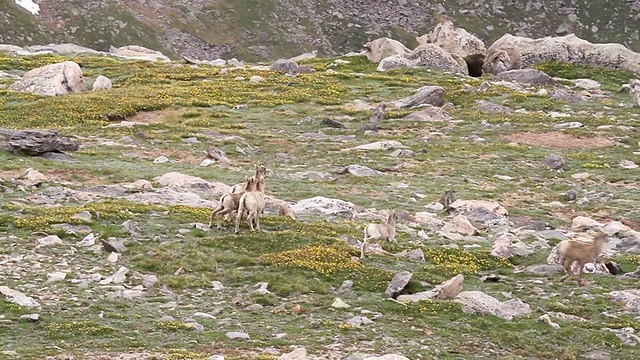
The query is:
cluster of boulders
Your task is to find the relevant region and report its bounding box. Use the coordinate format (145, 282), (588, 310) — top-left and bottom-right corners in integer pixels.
(362, 20), (640, 80)
(5, 60), (112, 97)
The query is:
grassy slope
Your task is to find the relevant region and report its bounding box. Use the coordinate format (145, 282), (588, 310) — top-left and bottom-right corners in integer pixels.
(0, 53), (639, 359)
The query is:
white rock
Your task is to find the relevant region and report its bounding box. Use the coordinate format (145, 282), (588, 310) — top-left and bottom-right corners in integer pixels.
(572, 78), (601, 90)
(226, 331), (250, 340)
(455, 291), (531, 320)
(8, 61), (84, 96)
(620, 160), (638, 169)
(349, 140), (404, 151)
(249, 75), (266, 83)
(77, 233), (96, 247)
(193, 312), (217, 319)
(153, 156), (170, 164)
(441, 215), (477, 236)
(47, 272), (67, 282)
(278, 347), (308, 360)
(571, 216), (602, 231)
(538, 314), (560, 328)
(106, 252), (119, 263)
(331, 298), (350, 309)
(37, 235), (63, 246)
(0, 286), (40, 308)
(92, 75), (112, 91)
(364, 355), (410, 360)
(200, 159), (216, 167)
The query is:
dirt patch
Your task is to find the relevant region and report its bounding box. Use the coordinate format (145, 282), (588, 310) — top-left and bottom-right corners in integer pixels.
(124, 109), (182, 124)
(504, 132), (615, 150)
(126, 149), (203, 165)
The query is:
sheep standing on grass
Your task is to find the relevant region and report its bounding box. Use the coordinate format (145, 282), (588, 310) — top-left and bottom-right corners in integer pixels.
(234, 174), (266, 234)
(209, 176), (252, 229)
(220, 164), (267, 224)
(361, 210), (397, 259)
(557, 233), (608, 286)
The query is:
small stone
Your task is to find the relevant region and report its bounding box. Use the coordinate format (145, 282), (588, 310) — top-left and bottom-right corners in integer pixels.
(185, 321), (204, 332)
(71, 211), (92, 222)
(620, 160), (638, 169)
(106, 252), (119, 263)
(200, 159), (216, 167)
(19, 314), (40, 321)
(46, 271), (67, 283)
(193, 312), (216, 320)
(405, 248), (425, 262)
(332, 298), (350, 309)
(384, 271), (412, 298)
(249, 75), (266, 83)
(226, 331), (250, 340)
(246, 304), (264, 312)
(337, 280), (353, 293)
(153, 156), (170, 163)
(37, 235), (63, 246)
(0, 286), (40, 308)
(77, 233), (96, 247)
(212, 281), (224, 291)
(158, 315), (176, 322)
(278, 347), (307, 360)
(580, 350), (611, 360)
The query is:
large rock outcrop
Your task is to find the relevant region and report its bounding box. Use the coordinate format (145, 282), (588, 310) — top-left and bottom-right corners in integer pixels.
(8, 61), (84, 96)
(484, 34), (640, 75)
(377, 44), (466, 74)
(419, 20), (486, 59)
(363, 38), (411, 63)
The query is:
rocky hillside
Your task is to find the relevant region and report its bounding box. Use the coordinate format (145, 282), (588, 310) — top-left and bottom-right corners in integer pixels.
(1, 37), (640, 359)
(1, 0), (640, 61)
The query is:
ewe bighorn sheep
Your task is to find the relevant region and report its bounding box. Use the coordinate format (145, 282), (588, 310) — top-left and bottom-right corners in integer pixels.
(557, 233), (608, 286)
(234, 171), (266, 234)
(230, 163), (267, 194)
(361, 210), (397, 259)
(209, 176), (252, 229)
(221, 164), (267, 223)
(210, 164), (267, 229)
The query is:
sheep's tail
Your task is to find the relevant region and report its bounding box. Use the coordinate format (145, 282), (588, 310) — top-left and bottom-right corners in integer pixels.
(237, 196), (246, 219)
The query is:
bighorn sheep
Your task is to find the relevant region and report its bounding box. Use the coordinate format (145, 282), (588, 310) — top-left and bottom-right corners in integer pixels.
(279, 204), (297, 220)
(209, 176), (252, 229)
(361, 210), (397, 259)
(222, 164), (266, 223)
(209, 164), (267, 228)
(230, 163), (267, 194)
(558, 233), (608, 286)
(234, 172), (266, 234)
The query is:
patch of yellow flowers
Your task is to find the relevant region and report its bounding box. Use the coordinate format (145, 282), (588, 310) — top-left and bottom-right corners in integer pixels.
(423, 248), (512, 277)
(259, 243), (365, 277)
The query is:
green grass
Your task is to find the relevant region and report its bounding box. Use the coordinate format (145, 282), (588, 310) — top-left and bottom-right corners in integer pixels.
(0, 53), (640, 359)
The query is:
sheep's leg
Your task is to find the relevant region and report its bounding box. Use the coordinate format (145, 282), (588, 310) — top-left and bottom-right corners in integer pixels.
(575, 261), (587, 286)
(361, 237), (371, 259)
(558, 258), (574, 283)
(248, 211), (256, 231)
(209, 205), (225, 228)
(254, 213), (261, 231)
(216, 208), (235, 229)
(234, 208), (242, 234)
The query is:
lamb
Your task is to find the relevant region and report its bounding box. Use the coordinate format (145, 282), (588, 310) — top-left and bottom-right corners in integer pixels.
(361, 210), (397, 259)
(234, 175), (266, 234)
(557, 233), (608, 286)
